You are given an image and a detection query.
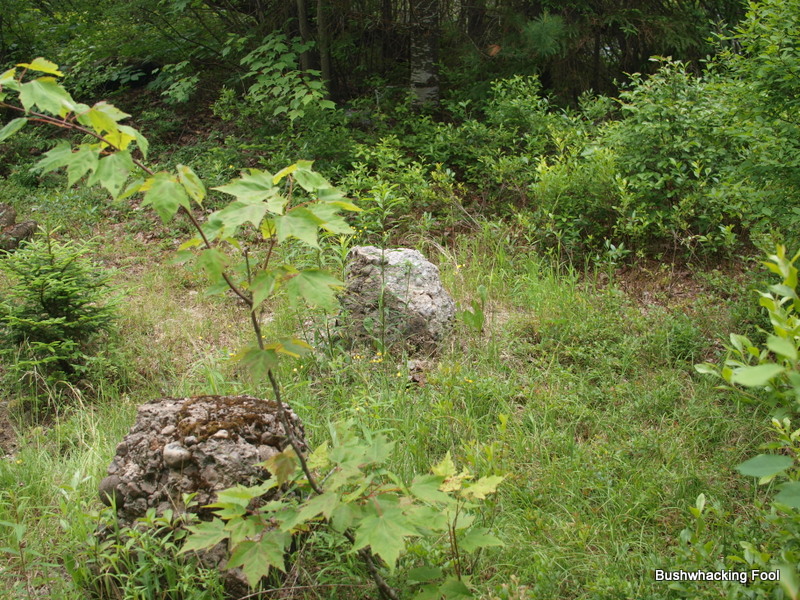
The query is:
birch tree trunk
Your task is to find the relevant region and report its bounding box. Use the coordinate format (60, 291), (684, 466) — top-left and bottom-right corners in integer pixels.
(409, 0), (439, 104)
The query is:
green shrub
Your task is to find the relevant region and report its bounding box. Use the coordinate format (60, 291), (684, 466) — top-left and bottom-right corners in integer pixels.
(0, 231), (119, 389)
(528, 145), (621, 254)
(678, 246), (800, 598)
(601, 60), (748, 254)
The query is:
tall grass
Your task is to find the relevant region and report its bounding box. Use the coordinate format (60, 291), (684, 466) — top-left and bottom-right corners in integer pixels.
(0, 195), (771, 598)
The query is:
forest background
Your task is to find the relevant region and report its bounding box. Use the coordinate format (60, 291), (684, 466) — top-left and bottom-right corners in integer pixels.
(2, 0), (800, 598)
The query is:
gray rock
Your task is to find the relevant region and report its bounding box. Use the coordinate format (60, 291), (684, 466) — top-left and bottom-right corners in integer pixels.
(0, 203), (16, 229)
(98, 395), (306, 598)
(162, 442), (192, 469)
(341, 246), (455, 355)
(0, 203), (36, 252)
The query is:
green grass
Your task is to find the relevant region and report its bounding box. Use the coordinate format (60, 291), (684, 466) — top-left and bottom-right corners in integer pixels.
(0, 183), (776, 599)
(279, 239), (766, 599)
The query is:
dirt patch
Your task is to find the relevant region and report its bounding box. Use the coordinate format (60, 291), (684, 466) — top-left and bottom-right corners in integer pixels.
(0, 401), (19, 457)
(608, 259), (754, 312)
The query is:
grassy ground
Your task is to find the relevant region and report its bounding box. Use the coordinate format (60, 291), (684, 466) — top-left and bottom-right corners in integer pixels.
(0, 183), (775, 599)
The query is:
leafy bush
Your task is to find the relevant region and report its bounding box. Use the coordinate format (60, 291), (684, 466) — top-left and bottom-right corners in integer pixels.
(600, 60), (747, 254)
(0, 231), (119, 388)
(183, 424), (504, 598)
(679, 246), (800, 598)
(228, 32), (334, 124)
(483, 75), (558, 153)
(528, 145), (621, 253)
(724, 0), (800, 190)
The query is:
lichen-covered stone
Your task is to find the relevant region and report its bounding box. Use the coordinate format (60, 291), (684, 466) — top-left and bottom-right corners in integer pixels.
(100, 394), (305, 524)
(341, 246), (455, 355)
(98, 395), (306, 598)
(0, 203), (16, 229)
(0, 202), (36, 252)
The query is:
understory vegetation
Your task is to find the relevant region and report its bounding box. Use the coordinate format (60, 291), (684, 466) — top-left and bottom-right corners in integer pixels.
(2, 0), (800, 598)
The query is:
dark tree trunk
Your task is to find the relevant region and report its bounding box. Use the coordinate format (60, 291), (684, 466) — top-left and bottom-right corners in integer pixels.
(296, 0), (312, 70)
(317, 0), (332, 89)
(381, 0), (394, 67)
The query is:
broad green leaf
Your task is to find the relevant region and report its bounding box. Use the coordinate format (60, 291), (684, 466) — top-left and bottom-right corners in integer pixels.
(307, 441), (330, 470)
(272, 164), (297, 184)
(408, 566), (443, 583)
(178, 237), (204, 250)
(462, 475), (504, 500)
(352, 503), (420, 570)
(775, 482), (800, 508)
(65, 145), (99, 187)
(179, 519), (228, 553)
(260, 218), (276, 239)
(35, 141), (73, 173)
(294, 166), (331, 192)
(363, 433), (395, 465)
(213, 198), (269, 231)
(458, 527), (504, 553)
(118, 125), (149, 159)
(409, 474), (450, 504)
(225, 531), (289, 586)
(0, 68), (18, 87)
(731, 363), (786, 387)
(308, 202), (355, 234)
(410, 505), (450, 532)
(341, 475), (376, 503)
(284, 268), (343, 310)
(696, 493), (706, 513)
(225, 516), (263, 546)
(780, 564), (800, 600)
(735, 454), (793, 478)
(177, 164), (206, 205)
(317, 186), (360, 209)
(441, 469), (472, 493)
(694, 363), (721, 377)
(274, 207), (321, 248)
(85, 102), (126, 125)
(272, 338), (312, 358)
(77, 101), (130, 134)
(104, 128), (136, 152)
(294, 491), (339, 523)
(767, 335), (798, 362)
(140, 171), (191, 222)
(213, 169), (287, 212)
(0, 118), (26, 142)
(87, 150), (135, 199)
(118, 178), (145, 201)
(330, 502), (359, 532)
(432, 453), (457, 478)
(262, 447), (298, 486)
(233, 345), (279, 380)
(413, 584), (443, 600)
(16, 58), (63, 77)
(201, 216), (225, 242)
(19, 77), (76, 115)
(204, 501), (246, 520)
(438, 576), (473, 599)
(251, 269), (278, 311)
(213, 482), (276, 508)
(729, 333), (752, 354)
(196, 248), (229, 280)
